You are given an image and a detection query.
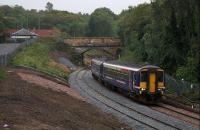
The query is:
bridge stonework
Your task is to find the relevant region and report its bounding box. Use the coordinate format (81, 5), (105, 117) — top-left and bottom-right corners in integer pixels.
(64, 37), (123, 65)
(64, 37), (122, 47)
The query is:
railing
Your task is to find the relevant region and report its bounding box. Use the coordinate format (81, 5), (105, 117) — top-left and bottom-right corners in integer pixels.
(0, 39), (36, 66)
(165, 74), (200, 104)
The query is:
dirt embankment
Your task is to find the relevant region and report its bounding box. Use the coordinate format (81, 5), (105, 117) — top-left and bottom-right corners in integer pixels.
(0, 68), (130, 130)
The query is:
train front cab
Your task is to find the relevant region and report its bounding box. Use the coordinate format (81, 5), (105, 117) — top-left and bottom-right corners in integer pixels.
(138, 68), (165, 100)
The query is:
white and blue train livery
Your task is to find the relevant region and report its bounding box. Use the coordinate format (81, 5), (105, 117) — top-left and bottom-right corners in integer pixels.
(91, 58), (165, 101)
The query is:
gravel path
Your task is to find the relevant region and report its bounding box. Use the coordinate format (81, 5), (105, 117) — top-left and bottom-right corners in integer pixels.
(69, 69), (199, 130)
(0, 43), (21, 55)
(58, 57), (76, 70)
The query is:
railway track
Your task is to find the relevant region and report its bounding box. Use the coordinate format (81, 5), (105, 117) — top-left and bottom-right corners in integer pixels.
(75, 70), (158, 130)
(69, 69), (198, 130)
(150, 103), (200, 127)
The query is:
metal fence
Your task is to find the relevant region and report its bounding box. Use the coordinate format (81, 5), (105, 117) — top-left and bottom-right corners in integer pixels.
(0, 39), (36, 66)
(165, 74), (200, 102)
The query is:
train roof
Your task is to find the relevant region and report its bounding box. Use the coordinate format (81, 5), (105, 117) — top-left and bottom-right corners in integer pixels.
(92, 58), (113, 65)
(104, 60), (161, 71)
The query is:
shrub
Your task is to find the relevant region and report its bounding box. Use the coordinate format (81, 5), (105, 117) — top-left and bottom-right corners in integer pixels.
(0, 68), (5, 80)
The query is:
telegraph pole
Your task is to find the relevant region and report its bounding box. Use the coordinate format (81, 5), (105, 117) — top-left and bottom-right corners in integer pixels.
(26, 16), (29, 29)
(38, 16), (41, 30)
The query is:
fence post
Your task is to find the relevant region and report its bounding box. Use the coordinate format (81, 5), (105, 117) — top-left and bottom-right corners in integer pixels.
(0, 55), (2, 66)
(5, 54), (7, 66)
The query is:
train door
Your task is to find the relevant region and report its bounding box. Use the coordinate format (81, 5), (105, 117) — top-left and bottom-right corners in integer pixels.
(149, 73), (156, 93)
(129, 71), (133, 92)
(100, 64), (103, 79)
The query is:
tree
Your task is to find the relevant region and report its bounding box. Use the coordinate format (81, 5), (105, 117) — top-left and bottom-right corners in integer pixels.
(88, 7), (115, 37)
(118, 4), (152, 63)
(46, 2), (53, 12)
(118, 0), (200, 83)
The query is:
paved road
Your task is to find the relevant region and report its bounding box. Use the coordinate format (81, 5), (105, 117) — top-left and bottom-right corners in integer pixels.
(0, 43), (21, 55)
(69, 69), (198, 130)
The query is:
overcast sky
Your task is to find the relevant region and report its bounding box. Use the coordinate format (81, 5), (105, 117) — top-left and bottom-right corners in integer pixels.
(0, 0), (149, 14)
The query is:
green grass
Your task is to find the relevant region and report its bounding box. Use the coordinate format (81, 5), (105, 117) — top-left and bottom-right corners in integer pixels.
(0, 68), (5, 80)
(11, 38), (69, 78)
(85, 49), (112, 57)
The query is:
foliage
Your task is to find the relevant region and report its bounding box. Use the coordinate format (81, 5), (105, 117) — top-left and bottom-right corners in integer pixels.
(87, 7), (116, 37)
(0, 5), (89, 37)
(0, 68), (5, 80)
(176, 57), (199, 83)
(84, 49), (112, 58)
(46, 2), (53, 12)
(50, 38), (82, 64)
(11, 38), (69, 78)
(118, 0), (200, 84)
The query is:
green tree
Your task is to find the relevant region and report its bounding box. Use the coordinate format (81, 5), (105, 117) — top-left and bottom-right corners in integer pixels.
(118, 4), (152, 62)
(118, 0), (200, 83)
(88, 7), (115, 37)
(0, 12), (5, 32)
(46, 2), (53, 12)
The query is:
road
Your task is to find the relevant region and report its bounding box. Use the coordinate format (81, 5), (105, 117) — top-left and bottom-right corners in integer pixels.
(69, 69), (199, 130)
(0, 43), (21, 55)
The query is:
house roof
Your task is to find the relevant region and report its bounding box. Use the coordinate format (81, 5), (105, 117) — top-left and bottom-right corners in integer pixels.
(6, 29), (56, 37)
(31, 29), (54, 37)
(12, 28), (38, 36)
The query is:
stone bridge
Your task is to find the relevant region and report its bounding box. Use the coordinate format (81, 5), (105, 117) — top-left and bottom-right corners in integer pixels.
(64, 37), (123, 65)
(64, 37), (122, 47)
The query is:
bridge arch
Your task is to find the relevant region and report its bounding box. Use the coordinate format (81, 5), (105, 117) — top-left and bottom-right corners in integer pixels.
(80, 47), (114, 65)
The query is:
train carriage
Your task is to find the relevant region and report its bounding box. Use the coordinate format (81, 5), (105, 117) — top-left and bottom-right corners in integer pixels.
(91, 58), (108, 80)
(91, 58), (165, 101)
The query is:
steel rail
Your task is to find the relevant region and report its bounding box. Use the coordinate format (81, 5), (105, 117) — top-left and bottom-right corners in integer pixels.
(74, 69), (181, 130)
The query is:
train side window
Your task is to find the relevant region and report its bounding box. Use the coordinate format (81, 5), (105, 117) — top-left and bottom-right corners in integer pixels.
(157, 71), (163, 82)
(140, 71), (147, 82)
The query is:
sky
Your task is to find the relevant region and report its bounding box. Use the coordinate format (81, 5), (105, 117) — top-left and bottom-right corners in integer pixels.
(0, 0), (149, 14)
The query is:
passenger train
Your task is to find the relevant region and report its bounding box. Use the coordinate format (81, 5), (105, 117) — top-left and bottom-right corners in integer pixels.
(91, 58), (165, 101)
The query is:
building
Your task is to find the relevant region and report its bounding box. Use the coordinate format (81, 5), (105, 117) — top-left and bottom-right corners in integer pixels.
(11, 28), (38, 40)
(6, 29), (59, 38)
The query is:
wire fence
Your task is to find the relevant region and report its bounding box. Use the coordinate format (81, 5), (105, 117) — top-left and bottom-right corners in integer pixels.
(165, 74), (200, 103)
(0, 39), (36, 66)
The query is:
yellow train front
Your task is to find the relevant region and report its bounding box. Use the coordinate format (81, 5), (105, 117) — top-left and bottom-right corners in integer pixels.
(134, 67), (165, 101)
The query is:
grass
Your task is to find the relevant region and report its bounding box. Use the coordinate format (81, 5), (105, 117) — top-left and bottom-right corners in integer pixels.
(0, 68), (5, 80)
(11, 38), (69, 78)
(85, 49), (112, 57)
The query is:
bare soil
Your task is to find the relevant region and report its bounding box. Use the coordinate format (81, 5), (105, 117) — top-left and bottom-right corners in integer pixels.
(0, 68), (131, 130)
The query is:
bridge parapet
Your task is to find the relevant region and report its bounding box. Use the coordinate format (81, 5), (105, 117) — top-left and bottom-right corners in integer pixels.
(64, 37), (122, 47)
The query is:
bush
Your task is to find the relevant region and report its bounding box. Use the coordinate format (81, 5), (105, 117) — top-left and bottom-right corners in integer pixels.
(0, 68), (5, 80)
(11, 38), (69, 78)
(176, 57), (199, 83)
